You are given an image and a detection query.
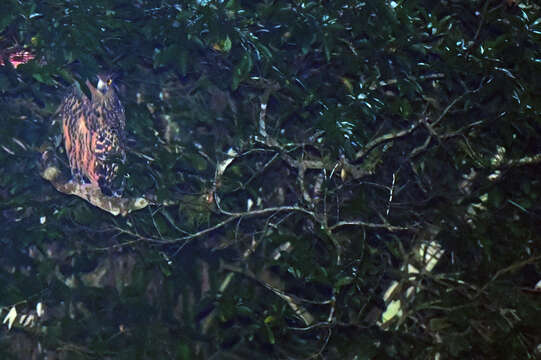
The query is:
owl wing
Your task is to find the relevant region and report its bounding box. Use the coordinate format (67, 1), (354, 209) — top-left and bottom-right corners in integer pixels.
(88, 82), (127, 195)
(59, 84), (96, 183)
(90, 128), (124, 196)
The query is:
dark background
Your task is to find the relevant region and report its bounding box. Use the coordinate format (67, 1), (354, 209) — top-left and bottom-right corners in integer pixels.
(1, 0), (540, 359)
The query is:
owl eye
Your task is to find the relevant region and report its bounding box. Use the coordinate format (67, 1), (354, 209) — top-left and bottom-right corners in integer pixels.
(107, 78), (113, 86)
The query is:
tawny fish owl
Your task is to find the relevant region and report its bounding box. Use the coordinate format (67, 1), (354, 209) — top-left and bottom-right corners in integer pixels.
(58, 73), (126, 196)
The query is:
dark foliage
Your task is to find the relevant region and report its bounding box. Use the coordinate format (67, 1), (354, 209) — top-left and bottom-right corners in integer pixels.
(1, 0), (540, 358)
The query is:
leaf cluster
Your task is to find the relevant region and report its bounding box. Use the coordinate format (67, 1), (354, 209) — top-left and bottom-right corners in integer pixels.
(1, 0), (540, 359)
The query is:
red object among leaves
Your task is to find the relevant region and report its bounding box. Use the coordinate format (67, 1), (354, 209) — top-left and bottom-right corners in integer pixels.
(0, 50), (35, 68)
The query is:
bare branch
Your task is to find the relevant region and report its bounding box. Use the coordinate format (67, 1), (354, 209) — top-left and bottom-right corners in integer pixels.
(355, 120), (422, 161)
(329, 220), (417, 232)
(40, 153), (148, 217)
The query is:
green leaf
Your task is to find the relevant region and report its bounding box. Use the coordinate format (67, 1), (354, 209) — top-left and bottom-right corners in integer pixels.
(265, 323), (276, 345)
(334, 276), (354, 289)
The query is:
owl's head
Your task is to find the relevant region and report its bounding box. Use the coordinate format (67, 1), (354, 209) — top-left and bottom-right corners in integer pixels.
(85, 72), (122, 106)
(96, 73), (116, 94)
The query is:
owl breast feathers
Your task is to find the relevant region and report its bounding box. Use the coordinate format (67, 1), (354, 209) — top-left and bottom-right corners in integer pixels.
(58, 74), (126, 196)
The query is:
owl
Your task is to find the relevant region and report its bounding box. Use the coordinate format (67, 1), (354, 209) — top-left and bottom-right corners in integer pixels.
(59, 73), (126, 196)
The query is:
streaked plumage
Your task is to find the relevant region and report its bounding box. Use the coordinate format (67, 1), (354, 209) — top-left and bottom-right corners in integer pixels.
(59, 74), (126, 196)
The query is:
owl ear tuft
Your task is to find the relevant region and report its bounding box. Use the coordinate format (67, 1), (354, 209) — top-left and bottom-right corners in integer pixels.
(86, 79), (101, 98)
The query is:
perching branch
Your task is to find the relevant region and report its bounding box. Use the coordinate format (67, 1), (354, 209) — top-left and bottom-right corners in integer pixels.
(40, 150), (148, 216)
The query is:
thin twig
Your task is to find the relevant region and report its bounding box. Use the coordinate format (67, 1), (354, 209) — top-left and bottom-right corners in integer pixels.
(355, 120), (422, 161)
(329, 220), (416, 232)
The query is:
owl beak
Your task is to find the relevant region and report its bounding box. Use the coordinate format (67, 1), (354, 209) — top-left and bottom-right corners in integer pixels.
(97, 78), (108, 93)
